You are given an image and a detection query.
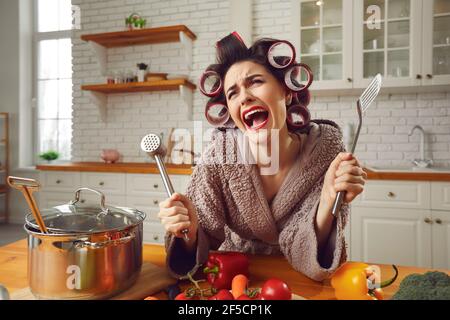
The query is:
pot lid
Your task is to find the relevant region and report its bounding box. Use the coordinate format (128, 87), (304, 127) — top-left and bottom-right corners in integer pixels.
(25, 188), (146, 233)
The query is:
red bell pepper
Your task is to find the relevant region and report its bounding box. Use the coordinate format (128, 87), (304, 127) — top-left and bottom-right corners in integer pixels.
(203, 252), (249, 290)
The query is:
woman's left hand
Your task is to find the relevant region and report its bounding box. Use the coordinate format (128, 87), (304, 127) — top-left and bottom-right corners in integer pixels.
(320, 152), (368, 208)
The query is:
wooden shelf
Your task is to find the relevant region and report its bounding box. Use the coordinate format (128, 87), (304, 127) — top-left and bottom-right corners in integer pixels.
(0, 185), (7, 194)
(80, 25), (196, 48)
(81, 79), (196, 94)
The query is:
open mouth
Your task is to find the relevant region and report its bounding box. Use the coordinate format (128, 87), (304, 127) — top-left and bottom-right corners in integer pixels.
(242, 106), (270, 130)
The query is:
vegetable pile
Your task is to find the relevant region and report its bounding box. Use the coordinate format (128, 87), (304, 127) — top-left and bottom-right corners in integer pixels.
(392, 271), (450, 300)
(173, 251), (293, 300)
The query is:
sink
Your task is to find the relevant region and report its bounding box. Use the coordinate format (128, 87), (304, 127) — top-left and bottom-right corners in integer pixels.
(365, 166), (450, 173)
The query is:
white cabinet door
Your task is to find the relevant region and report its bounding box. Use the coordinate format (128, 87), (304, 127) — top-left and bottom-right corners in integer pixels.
(353, 0), (423, 88)
(351, 206), (432, 268)
(39, 172), (81, 192)
(352, 180), (430, 209)
(431, 210), (450, 269)
(421, 0), (450, 85)
(292, 0), (354, 90)
(126, 194), (168, 222)
(81, 172), (126, 195)
(127, 174), (191, 196)
(143, 221), (165, 245)
(39, 192), (73, 208)
(431, 182), (450, 211)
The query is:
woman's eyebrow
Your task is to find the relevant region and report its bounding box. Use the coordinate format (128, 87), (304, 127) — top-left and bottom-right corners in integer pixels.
(226, 74), (263, 94)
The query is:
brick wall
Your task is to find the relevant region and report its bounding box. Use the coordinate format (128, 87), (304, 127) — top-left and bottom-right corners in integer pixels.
(71, 0), (450, 168)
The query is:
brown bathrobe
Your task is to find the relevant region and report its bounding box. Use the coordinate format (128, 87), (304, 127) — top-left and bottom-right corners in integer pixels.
(165, 119), (350, 282)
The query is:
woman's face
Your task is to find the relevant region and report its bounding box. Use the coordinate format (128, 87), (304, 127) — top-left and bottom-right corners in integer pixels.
(223, 60), (291, 144)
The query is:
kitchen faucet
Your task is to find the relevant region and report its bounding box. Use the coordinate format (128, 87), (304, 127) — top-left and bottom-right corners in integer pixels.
(408, 125), (433, 168)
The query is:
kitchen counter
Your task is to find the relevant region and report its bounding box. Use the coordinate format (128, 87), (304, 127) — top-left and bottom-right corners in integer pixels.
(1, 239), (449, 300)
(364, 167), (450, 182)
(36, 162), (193, 175)
(36, 162), (450, 181)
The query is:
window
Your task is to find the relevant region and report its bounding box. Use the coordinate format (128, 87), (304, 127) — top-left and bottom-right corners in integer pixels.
(35, 0), (73, 161)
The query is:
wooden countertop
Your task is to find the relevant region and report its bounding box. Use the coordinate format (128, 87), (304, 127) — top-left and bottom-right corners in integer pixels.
(364, 167), (450, 182)
(36, 162), (193, 175)
(1, 239), (449, 300)
(36, 162), (450, 181)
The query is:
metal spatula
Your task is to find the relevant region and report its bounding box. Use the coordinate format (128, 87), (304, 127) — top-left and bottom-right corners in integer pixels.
(331, 74), (382, 217)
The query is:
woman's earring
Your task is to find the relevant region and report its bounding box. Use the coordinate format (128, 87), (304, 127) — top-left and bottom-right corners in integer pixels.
(286, 104), (310, 130)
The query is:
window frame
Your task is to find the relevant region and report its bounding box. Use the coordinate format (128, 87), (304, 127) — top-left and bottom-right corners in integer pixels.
(33, 0), (73, 163)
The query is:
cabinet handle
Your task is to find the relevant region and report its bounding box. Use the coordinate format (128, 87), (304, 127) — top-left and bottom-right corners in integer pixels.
(424, 217), (433, 224)
(153, 184), (158, 189)
(426, 74), (433, 79)
(153, 200), (159, 205)
(387, 191), (395, 198)
(347, 78), (353, 82)
(80, 199), (86, 204)
(56, 180), (61, 184)
(99, 181), (105, 186)
(153, 235), (159, 241)
(416, 74), (422, 79)
(435, 219), (442, 224)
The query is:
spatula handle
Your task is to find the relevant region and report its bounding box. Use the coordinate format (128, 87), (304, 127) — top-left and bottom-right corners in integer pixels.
(331, 190), (346, 217)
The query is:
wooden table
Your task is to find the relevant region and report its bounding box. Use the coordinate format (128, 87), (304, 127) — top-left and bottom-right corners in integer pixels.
(0, 239), (448, 300)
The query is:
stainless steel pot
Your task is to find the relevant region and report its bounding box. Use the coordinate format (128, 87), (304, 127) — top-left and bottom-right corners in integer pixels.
(24, 188), (146, 300)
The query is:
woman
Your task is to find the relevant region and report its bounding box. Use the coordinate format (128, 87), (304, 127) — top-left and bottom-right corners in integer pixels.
(158, 32), (367, 282)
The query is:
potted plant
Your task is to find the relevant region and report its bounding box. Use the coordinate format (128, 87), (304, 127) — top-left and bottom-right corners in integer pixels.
(136, 63), (148, 82)
(39, 150), (60, 163)
(125, 13), (147, 30)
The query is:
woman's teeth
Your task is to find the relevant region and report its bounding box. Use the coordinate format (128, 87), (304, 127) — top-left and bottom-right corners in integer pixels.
(243, 108), (269, 129)
(244, 108), (266, 120)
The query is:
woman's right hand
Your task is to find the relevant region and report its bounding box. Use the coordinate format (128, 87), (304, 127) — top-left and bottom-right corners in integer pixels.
(158, 193), (198, 247)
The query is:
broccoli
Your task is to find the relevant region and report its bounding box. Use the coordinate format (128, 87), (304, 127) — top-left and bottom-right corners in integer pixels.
(392, 271), (450, 300)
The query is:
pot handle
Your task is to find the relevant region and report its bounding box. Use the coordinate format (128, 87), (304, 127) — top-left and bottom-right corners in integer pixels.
(69, 188), (109, 214)
(75, 233), (136, 249)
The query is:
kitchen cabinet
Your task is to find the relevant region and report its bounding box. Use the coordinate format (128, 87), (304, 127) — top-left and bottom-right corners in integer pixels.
(0, 113), (9, 223)
(291, 0), (450, 91)
(351, 180), (450, 269)
(292, 0), (354, 90)
(351, 206), (433, 268)
(38, 171), (191, 245)
(80, 25), (197, 121)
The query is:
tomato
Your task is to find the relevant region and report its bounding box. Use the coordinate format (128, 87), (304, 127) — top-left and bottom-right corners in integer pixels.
(175, 292), (199, 300)
(260, 278), (292, 300)
(208, 289), (235, 300)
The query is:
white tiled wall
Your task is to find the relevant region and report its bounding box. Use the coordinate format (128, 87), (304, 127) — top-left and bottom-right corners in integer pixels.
(71, 0), (450, 168)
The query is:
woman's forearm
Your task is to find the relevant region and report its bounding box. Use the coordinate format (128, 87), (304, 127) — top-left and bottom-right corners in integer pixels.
(314, 199), (336, 253)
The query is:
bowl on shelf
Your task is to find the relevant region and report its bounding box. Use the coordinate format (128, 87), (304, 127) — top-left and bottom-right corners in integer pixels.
(146, 73), (168, 81)
(166, 74), (189, 80)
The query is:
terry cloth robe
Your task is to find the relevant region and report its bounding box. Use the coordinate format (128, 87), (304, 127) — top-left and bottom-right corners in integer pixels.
(164, 119), (350, 282)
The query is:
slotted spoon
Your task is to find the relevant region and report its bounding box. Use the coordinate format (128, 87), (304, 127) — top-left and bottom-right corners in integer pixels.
(331, 74), (382, 217)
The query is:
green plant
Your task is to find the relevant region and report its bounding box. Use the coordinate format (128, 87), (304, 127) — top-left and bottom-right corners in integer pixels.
(125, 13), (146, 29)
(39, 150), (59, 161)
(392, 271), (450, 300)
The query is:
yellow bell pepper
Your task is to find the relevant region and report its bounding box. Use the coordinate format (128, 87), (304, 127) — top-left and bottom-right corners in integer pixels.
(331, 262), (398, 300)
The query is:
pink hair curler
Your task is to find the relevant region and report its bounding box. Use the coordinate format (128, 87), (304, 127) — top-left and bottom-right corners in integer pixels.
(205, 102), (230, 127)
(267, 40), (296, 69)
(284, 63), (313, 92)
(199, 70), (223, 97)
(286, 104), (311, 129)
